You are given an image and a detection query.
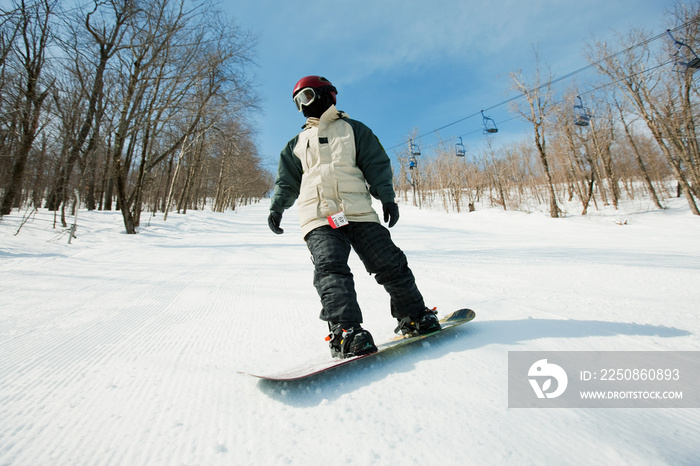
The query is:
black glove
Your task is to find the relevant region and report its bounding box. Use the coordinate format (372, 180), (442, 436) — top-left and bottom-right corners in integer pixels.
(268, 210), (284, 234)
(382, 202), (399, 228)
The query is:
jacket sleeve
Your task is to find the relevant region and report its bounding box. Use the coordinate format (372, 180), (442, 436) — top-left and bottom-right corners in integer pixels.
(349, 120), (396, 203)
(270, 135), (303, 213)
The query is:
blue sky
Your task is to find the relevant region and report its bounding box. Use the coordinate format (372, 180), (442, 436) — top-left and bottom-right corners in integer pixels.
(223, 0), (678, 171)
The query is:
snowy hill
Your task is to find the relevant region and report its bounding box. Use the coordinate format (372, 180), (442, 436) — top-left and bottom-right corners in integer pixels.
(1, 199), (699, 465)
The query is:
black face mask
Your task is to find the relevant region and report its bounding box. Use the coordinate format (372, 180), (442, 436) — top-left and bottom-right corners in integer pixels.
(302, 93), (333, 118)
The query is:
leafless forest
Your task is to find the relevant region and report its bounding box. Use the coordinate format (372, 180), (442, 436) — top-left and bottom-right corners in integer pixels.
(395, 3), (700, 218)
(2, 2), (699, 238)
(0, 0), (270, 234)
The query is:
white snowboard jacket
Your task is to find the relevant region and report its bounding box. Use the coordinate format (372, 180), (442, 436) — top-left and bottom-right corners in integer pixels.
(270, 105), (396, 237)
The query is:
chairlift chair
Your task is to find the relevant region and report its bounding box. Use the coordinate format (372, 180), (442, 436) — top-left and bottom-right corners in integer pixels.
(573, 95), (592, 127)
(455, 137), (466, 157)
(666, 29), (700, 71)
(481, 110), (498, 134)
(410, 140), (421, 157)
(407, 139), (421, 170)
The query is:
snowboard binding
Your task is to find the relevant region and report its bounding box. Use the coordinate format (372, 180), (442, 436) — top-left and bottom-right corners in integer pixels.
(394, 307), (441, 336)
(326, 323), (377, 359)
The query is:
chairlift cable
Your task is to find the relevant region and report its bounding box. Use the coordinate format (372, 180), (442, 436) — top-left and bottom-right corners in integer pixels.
(386, 20), (698, 152)
(406, 59), (673, 155)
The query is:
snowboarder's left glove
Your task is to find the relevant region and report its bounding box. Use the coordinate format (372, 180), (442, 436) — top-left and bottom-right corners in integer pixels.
(268, 210), (284, 234)
(382, 202), (399, 228)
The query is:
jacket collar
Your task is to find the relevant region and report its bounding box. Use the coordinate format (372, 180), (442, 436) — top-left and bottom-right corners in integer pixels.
(302, 105), (347, 130)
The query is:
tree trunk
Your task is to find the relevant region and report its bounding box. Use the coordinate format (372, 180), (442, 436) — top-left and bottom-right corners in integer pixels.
(617, 106), (663, 209)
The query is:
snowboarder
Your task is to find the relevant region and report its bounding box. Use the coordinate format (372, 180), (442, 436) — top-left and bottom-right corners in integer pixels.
(267, 75), (440, 358)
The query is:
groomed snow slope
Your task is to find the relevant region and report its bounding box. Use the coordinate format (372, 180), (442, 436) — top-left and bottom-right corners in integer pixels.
(1, 198), (699, 465)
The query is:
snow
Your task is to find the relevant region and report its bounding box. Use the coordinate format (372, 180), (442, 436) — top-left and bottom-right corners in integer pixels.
(1, 198), (699, 465)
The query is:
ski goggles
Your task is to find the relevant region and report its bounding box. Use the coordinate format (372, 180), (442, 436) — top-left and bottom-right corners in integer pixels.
(293, 87), (317, 112)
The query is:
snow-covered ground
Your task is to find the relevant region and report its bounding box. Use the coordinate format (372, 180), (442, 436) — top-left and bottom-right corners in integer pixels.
(1, 197), (699, 465)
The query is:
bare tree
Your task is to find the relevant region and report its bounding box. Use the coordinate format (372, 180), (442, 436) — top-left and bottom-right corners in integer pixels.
(553, 94), (598, 214)
(588, 21), (700, 215)
(588, 99), (620, 208)
(511, 51), (561, 217)
(43, 0), (138, 213)
(0, 0), (56, 216)
(612, 96), (664, 209)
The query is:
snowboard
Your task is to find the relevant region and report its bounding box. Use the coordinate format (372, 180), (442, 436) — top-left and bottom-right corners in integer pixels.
(239, 308), (476, 381)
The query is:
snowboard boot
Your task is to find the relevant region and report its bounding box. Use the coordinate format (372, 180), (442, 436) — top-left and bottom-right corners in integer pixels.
(326, 322), (377, 359)
(394, 307), (441, 336)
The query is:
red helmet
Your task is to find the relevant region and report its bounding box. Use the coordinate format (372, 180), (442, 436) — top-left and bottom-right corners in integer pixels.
(292, 76), (337, 105)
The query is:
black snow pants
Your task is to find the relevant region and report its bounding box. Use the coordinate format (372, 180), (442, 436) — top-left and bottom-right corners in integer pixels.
(304, 222), (426, 324)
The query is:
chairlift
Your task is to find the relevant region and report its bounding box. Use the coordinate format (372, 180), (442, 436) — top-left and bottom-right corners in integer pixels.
(481, 110), (498, 134)
(410, 139), (421, 157)
(666, 29), (700, 72)
(408, 139), (420, 170)
(455, 137), (466, 157)
(573, 95), (592, 127)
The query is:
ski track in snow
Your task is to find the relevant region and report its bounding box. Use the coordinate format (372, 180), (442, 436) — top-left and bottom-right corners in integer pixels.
(1, 199), (699, 465)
